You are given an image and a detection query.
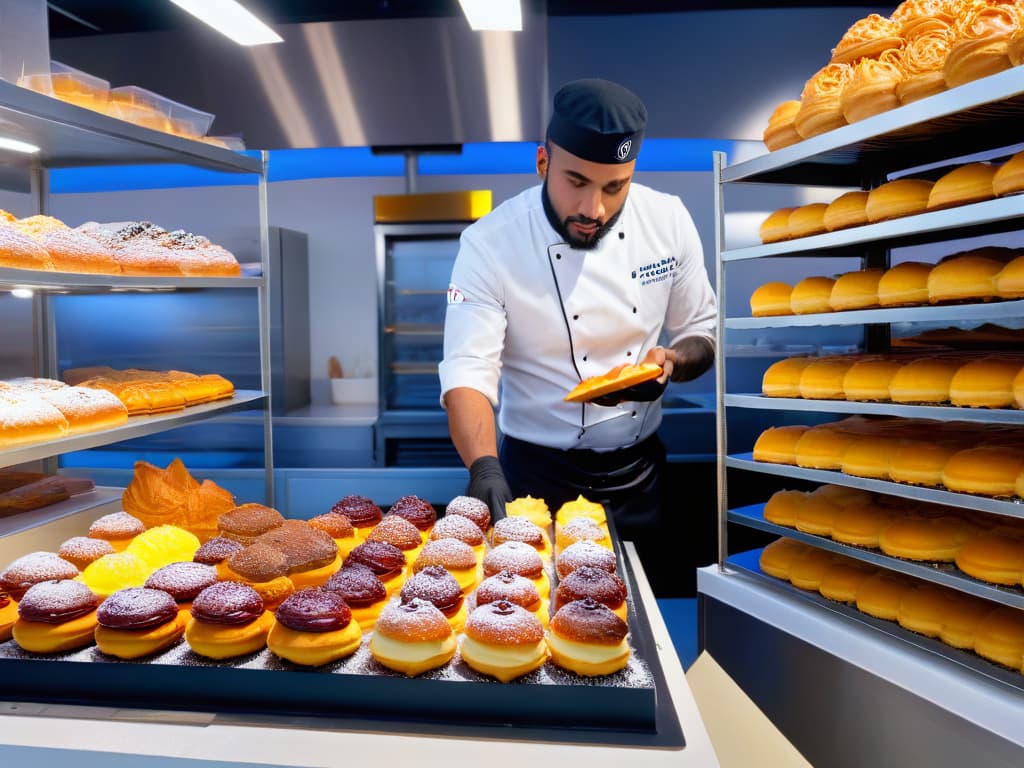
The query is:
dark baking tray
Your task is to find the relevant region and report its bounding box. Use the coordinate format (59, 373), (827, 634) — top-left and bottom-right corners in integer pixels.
(0, 551), (684, 748)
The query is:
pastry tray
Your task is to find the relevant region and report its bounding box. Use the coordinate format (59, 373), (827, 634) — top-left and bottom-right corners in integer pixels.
(0, 549), (684, 748)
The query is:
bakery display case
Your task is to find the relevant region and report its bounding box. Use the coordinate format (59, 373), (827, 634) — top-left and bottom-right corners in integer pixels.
(707, 66), (1024, 766)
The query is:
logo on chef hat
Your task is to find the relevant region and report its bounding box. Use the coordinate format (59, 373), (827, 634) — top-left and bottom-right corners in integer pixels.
(616, 138), (632, 161)
(447, 284), (465, 304)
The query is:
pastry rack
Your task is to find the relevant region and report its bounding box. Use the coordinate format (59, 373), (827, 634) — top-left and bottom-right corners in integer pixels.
(709, 65), (1024, 753)
(0, 77), (274, 529)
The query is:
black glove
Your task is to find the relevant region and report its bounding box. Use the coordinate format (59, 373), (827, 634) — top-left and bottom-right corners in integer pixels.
(591, 377), (669, 407)
(467, 455), (512, 522)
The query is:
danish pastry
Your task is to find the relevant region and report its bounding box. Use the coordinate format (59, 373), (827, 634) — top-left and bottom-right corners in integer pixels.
(794, 63), (853, 139)
(894, 23), (953, 104)
(831, 13), (903, 65)
(840, 51), (903, 123)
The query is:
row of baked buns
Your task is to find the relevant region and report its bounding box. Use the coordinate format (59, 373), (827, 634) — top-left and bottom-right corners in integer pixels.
(763, 484), (1024, 585)
(759, 155), (1024, 245)
(62, 367), (235, 415)
(762, 352), (1024, 408)
(752, 416), (1024, 498)
(0, 213), (240, 276)
(763, 2), (1024, 150)
(0, 377), (128, 448)
(750, 248), (1024, 317)
(759, 537), (1024, 673)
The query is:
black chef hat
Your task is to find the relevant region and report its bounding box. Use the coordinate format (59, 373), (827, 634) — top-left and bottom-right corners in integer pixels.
(546, 79), (647, 164)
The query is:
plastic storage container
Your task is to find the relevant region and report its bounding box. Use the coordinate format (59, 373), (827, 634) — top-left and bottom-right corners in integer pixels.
(18, 61), (111, 113)
(107, 85), (214, 139)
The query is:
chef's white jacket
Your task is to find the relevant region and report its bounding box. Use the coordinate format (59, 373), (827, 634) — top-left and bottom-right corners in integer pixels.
(439, 182), (716, 452)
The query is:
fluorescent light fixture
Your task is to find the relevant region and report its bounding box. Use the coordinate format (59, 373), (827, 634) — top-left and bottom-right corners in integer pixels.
(0, 136), (40, 154)
(459, 0), (522, 31)
(11, 288), (33, 299)
(169, 0), (283, 46)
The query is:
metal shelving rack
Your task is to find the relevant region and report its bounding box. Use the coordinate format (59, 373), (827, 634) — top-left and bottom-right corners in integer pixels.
(0, 78), (274, 534)
(713, 70), (1024, 679)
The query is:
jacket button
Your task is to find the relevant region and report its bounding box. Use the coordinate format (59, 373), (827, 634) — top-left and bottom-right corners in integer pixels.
(619, 232), (625, 240)
(626, 351), (632, 357)
(556, 253), (561, 260)
(582, 355), (587, 361)
(573, 314), (579, 320)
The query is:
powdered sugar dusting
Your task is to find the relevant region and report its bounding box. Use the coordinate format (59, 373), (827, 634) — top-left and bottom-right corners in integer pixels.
(367, 515), (422, 549)
(17, 579), (97, 623)
(465, 600), (544, 644)
(1, 552), (79, 597)
(89, 512), (145, 540)
(375, 597), (451, 641)
(492, 517), (544, 547)
(444, 496), (491, 530)
(556, 541), (617, 577)
(429, 515), (484, 546)
(483, 542), (543, 579)
(97, 587), (178, 629)
(58, 537), (115, 567)
(400, 566), (462, 610)
(145, 562), (217, 601)
(413, 539), (476, 571)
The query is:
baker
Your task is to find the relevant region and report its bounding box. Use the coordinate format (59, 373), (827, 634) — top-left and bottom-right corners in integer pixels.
(439, 78), (717, 552)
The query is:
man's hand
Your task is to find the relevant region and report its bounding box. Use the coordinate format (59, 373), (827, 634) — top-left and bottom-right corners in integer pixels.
(591, 347), (673, 407)
(467, 456), (512, 522)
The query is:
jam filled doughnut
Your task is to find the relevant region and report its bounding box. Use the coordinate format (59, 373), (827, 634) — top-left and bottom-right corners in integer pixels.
(370, 597), (456, 676)
(548, 597), (630, 677)
(412, 539), (480, 593)
(192, 536), (244, 566)
(217, 503), (285, 546)
(57, 537), (115, 570)
(331, 495), (383, 541)
(483, 541), (548, 598)
(461, 600), (548, 682)
(553, 566), (628, 623)
(474, 570), (547, 628)
(1, 552), (79, 600)
(218, 542), (295, 609)
(556, 541), (617, 579)
(12, 579), (99, 653)
(267, 587), (362, 666)
(444, 495), (491, 532)
(144, 561), (218, 615)
(347, 541), (407, 596)
(323, 562), (388, 632)
(88, 512), (145, 552)
(400, 565), (468, 633)
(491, 517), (552, 561)
(367, 515), (425, 566)
(388, 495), (437, 540)
(94, 587), (188, 659)
(429, 515), (486, 556)
(185, 581), (274, 659)
(307, 512), (359, 559)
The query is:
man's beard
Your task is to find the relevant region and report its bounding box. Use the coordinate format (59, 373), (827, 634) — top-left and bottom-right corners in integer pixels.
(542, 182), (623, 251)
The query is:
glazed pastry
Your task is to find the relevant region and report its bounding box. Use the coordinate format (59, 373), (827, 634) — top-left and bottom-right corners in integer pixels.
(794, 63), (853, 139)
(323, 562), (388, 632)
(787, 547), (838, 591)
(823, 190), (870, 231)
(763, 489), (807, 528)
(888, 357), (963, 403)
(548, 598), (630, 677)
(897, 584), (957, 638)
(941, 446), (1024, 497)
(840, 50), (904, 123)
(948, 358), (1023, 408)
(556, 541), (617, 579)
(0, 552), (79, 600)
(749, 282), (793, 317)
(554, 517), (612, 551)
(993, 150), (1024, 197)
(218, 543), (295, 609)
(794, 427), (860, 470)
(388, 495), (437, 540)
(185, 581), (274, 659)
(855, 571), (915, 620)
(88, 511), (145, 552)
(216, 503), (285, 546)
(930, 250), (1008, 302)
(266, 587), (362, 666)
(144, 561), (218, 616)
(475, 569), (547, 628)
(831, 13), (903, 65)
(841, 434), (901, 479)
(843, 358), (906, 401)
(758, 207), (796, 244)
(491, 516), (552, 561)
(504, 495), (552, 529)
(818, 560), (876, 604)
(307, 512), (359, 559)
(428, 514), (486, 558)
(411, 539), (479, 593)
(798, 358), (858, 400)
(330, 495), (383, 541)
(938, 592), (995, 650)
(762, 100), (802, 152)
(443, 495), (491, 532)
(831, 502), (895, 548)
(878, 515), (979, 561)
(347, 540), (408, 595)
(483, 541), (549, 598)
(399, 565), (468, 633)
(954, 530), (1024, 585)
(367, 515), (425, 566)
(56, 537), (115, 571)
(94, 587), (188, 659)
(12, 580), (99, 653)
(878, 261), (933, 306)
(926, 163), (998, 210)
(995, 253), (1024, 299)
(555, 495), (607, 527)
(943, 2), (1017, 88)
(0, 589), (16, 642)
(830, 269), (883, 311)
(865, 178), (934, 222)
(370, 597), (456, 676)
(192, 536), (244, 565)
(793, 493), (840, 536)
(553, 566), (628, 623)
(460, 600), (548, 682)
(254, 519), (340, 589)
(972, 607), (1024, 670)
(761, 357), (814, 397)
(752, 424), (810, 465)
(125, 524), (201, 570)
(78, 551), (152, 599)
(895, 24), (954, 104)
(787, 203), (829, 239)
(759, 538), (813, 581)
(790, 276), (836, 315)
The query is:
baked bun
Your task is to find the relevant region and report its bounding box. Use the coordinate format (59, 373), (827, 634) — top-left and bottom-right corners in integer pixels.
(841, 434), (900, 479)
(819, 560), (876, 603)
(330, 495), (383, 539)
(928, 254), (1004, 303)
(948, 358), (1023, 408)
(444, 495), (491, 532)
(554, 517), (611, 551)
(185, 581), (274, 659)
(12, 580), (98, 654)
(411, 538), (479, 591)
(879, 514), (978, 561)
(752, 425), (810, 465)
(831, 501), (895, 548)
(388, 495), (436, 536)
(794, 63), (852, 139)
(823, 190), (870, 231)
(88, 511), (145, 551)
(13, 216), (120, 275)
(460, 600), (548, 682)
(94, 587), (188, 659)
(830, 269), (883, 310)
(843, 358), (906, 401)
(144, 561), (217, 606)
(476, 570), (543, 612)
(865, 179), (934, 222)
(763, 489), (807, 527)
(888, 357), (962, 403)
(787, 547), (838, 592)
(482, 541), (547, 598)
(831, 13), (903, 65)
(553, 566), (628, 622)
(323, 562), (388, 632)
(794, 427), (860, 470)
(938, 592), (994, 649)
(995, 254), (1024, 299)
(348, 540), (408, 595)
(0, 590), (16, 642)
(897, 584), (957, 638)
(941, 446), (1024, 497)
(252, 520), (340, 590)
(759, 537), (813, 580)
(810, 484), (873, 508)
(759, 207), (796, 244)
(400, 565), (467, 633)
(788, 204), (829, 239)
(763, 100), (802, 152)
(556, 541), (617, 578)
(491, 516), (551, 561)
(428, 514), (486, 551)
(793, 493), (839, 536)
(548, 597), (630, 677)
(840, 51), (903, 123)
(790, 276), (836, 314)
(750, 282), (793, 317)
(1, 552), (79, 600)
(57, 537), (115, 570)
(889, 439), (962, 486)
(217, 503), (285, 546)
(954, 530), (1024, 585)
(370, 597), (456, 676)
(927, 163), (998, 210)
(855, 571), (914, 620)
(993, 149), (1024, 197)
(799, 358), (857, 400)
(762, 357), (814, 397)
(1011, 24), (1024, 67)
(266, 588), (362, 667)
(973, 607), (1024, 670)
(367, 515), (425, 565)
(192, 536), (244, 565)
(878, 261), (933, 306)
(307, 512), (358, 560)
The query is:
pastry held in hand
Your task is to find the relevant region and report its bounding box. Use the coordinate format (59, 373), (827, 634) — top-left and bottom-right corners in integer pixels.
(563, 363), (662, 404)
